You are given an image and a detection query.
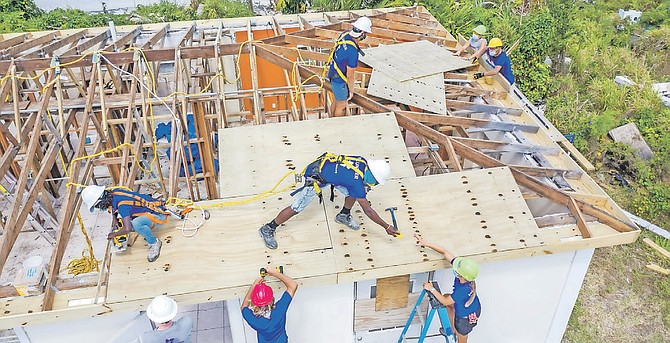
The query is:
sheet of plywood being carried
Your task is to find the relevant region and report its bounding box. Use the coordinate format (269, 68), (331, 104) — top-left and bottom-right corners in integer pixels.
(218, 113), (416, 197)
(367, 69), (446, 114)
(359, 40), (471, 82)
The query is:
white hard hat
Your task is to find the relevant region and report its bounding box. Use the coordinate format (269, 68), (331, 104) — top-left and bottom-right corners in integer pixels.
(367, 159), (390, 185)
(81, 185), (106, 213)
(352, 17), (372, 34)
(146, 295), (178, 323)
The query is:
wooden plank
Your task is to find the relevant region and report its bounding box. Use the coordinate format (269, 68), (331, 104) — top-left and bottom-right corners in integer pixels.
(567, 197), (591, 238)
(22, 30), (87, 59)
(61, 30), (110, 56)
(355, 292), (427, 331)
(645, 264), (670, 275)
(452, 137), (561, 156)
(0, 33), (29, 51)
(139, 25), (169, 49)
(398, 110), (539, 133)
(367, 17), (446, 37)
(1, 32), (58, 58)
(104, 26), (142, 52)
(375, 275), (409, 311)
(642, 238), (670, 260)
(559, 140), (595, 171)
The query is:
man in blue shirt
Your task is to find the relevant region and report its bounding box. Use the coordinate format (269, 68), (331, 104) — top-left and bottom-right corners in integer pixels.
(81, 185), (170, 262)
(258, 153), (399, 250)
(474, 37), (515, 85)
(241, 267), (298, 343)
(327, 16), (372, 117)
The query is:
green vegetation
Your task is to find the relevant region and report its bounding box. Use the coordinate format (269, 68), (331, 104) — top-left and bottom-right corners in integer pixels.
(0, 0), (253, 33)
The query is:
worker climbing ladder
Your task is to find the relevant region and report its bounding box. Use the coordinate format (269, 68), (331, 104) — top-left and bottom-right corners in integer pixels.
(398, 281), (457, 343)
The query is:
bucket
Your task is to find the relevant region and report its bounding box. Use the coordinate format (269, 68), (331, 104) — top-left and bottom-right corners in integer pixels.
(23, 256), (44, 281)
(14, 256), (46, 296)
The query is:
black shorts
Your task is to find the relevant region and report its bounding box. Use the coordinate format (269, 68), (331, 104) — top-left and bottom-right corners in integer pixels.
(454, 307), (481, 336)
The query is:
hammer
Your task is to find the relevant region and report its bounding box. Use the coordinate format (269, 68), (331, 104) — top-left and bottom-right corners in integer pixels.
(385, 207), (402, 238)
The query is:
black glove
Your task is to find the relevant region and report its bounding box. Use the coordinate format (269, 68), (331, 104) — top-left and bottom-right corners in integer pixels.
(474, 72), (484, 79)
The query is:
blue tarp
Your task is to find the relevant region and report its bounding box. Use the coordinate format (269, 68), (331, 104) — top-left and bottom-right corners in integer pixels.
(155, 114), (219, 177)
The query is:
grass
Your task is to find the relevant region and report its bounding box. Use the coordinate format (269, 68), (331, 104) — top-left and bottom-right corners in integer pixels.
(562, 231), (670, 342)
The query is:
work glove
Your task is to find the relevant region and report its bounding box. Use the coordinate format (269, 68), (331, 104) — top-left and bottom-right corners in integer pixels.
(474, 72), (484, 79)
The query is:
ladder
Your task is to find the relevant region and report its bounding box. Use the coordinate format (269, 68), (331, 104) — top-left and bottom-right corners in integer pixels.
(398, 281), (457, 343)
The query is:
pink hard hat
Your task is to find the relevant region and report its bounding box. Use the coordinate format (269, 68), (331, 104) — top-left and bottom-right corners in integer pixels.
(251, 283), (274, 307)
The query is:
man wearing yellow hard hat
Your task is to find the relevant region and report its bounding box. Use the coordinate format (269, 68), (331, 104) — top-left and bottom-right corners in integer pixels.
(474, 37), (515, 85)
(454, 25), (488, 62)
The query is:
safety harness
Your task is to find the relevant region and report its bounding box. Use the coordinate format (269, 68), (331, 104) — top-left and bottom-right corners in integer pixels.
(290, 152), (368, 202)
(110, 189), (170, 225)
(323, 31), (363, 83)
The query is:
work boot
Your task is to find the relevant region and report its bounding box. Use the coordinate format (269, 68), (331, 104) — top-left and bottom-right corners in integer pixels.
(147, 239), (162, 262)
(335, 213), (360, 230)
(259, 224), (278, 250)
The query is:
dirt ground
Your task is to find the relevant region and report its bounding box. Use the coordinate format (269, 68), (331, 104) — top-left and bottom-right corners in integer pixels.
(562, 231), (670, 343)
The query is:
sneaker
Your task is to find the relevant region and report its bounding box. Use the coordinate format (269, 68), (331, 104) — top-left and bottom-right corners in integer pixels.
(259, 224), (278, 250)
(147, 239), (162, 262)
(335, 213), (360, 230)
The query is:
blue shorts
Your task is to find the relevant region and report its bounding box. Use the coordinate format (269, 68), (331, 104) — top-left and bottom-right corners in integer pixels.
(330, 80), (349, 101)
(291, 185), (350, 212)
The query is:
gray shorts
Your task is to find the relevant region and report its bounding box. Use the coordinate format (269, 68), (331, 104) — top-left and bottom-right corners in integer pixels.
(290, 185), (350, 212)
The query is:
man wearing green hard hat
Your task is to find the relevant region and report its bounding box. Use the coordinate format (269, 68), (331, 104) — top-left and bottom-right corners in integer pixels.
(415, 233), (482, 343)
(454, 25), (488, 62)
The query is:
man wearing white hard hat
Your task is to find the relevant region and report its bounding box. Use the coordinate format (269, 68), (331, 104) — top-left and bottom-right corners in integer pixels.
(326, 16), (372, 117)
(136, 295), (193, 343)
(259, 153), (400, 250)
(81, 185), (171, 262)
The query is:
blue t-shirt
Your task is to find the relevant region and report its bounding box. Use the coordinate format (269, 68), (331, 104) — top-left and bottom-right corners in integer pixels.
(489, 50), (515, 85)
(450, 259), (481, 317)
(242, 292), (293, 343)
(111, 190), (161, 218)
(327, 33), (359, 83)
(311, 156), (368, 199)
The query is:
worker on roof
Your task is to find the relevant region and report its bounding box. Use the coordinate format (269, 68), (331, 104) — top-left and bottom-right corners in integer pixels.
(454, 25), (488, 62)
(241, 266), (298, 343)
(81, 185), (172, 262)
(474, 37), (515, 85)
(327, 16), (372, 117)
(415, 233), (481, 342)
(259, 153), (399, 250)
(134, 295), (193, 343)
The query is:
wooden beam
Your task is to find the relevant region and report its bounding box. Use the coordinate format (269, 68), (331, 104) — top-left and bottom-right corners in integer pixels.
(567, 196), (591, 238)
(452, 137), (560, 156)
(0, 33), (29, 51)
(446, 100), (523, 115)
(643, 238), (670, 260)
(22, 30), (87, 59)
(139, 24), (169, 50)
(61, 30), (110, 56)
(398, 110), (539, 133)
(1, 32), (58, 59)
(104, 26), (142, 52)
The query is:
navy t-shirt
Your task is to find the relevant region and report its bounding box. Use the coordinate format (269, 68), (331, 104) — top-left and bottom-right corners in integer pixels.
(489, 50), (515, 85)
(312, 156), (368, 199)
(450, 259), (481, 317)
(111, 190), (160, 218)
(327, 33), (359, 83)
(242, 292), (293, 343)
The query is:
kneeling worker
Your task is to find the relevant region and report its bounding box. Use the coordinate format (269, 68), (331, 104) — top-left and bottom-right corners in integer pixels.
(81, 185), (176, 262)
(259, 153), (399, 250)
(474, 37), (515, 85)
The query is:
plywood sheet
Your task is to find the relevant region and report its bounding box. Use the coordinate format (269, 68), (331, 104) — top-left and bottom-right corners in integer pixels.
(367, 69), (446, 114)
(331, 167), (543, 281)
(218, 113), (416, 197)
(355, 292), (427, 331)
(359, 40), (471, 82)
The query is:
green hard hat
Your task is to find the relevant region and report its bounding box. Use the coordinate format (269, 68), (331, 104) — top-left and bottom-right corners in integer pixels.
(453, 257), (479, 281)
(473, 25), (487, 35)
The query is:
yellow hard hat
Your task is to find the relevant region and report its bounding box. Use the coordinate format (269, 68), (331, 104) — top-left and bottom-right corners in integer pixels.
(488, 37), (503, 48)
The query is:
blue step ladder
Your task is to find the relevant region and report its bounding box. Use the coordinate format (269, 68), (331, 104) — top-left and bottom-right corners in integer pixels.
(398, 281), (457, 343)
